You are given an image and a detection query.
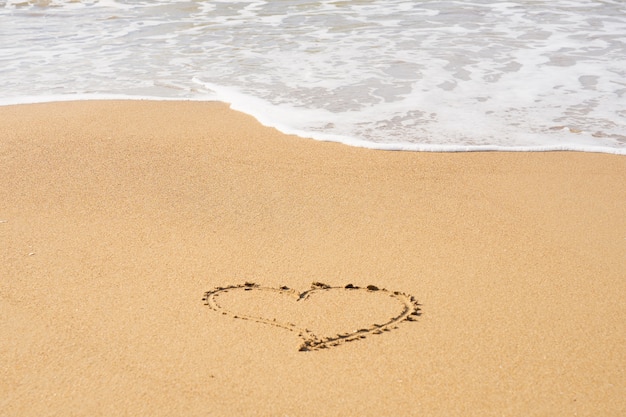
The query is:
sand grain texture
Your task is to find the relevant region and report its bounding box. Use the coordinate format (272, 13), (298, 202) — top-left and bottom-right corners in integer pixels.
(1, 101), (625, 416)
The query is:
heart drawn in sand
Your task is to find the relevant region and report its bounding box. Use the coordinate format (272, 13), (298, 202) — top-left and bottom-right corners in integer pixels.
(203, 282), (421, 351)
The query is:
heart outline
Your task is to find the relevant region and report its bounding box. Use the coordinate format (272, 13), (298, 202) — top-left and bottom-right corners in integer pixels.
(203, 282), (421, 351)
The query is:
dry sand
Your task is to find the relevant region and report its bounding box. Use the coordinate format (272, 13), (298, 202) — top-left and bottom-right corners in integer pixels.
(1, 100), (625, 416)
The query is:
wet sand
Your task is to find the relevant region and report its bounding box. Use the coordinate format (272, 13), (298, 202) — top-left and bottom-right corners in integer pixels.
(1, 100), (625, 416)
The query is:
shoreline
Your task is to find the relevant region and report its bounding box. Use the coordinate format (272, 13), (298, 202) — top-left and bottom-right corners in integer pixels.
(1, 96), (624, 155)
(1, 100), (625, 416)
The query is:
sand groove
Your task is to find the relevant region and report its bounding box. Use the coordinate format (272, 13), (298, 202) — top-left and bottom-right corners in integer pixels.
(203, 282), (422, 351)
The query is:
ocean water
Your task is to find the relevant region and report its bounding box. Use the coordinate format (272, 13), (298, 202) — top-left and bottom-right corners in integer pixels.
(1, 0), (625, 154)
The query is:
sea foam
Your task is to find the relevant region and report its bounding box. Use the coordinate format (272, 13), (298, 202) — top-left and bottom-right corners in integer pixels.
(1, 0), (625, 154)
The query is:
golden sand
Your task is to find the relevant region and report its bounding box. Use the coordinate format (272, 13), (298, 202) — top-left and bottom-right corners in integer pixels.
(1, 101), (625, 416)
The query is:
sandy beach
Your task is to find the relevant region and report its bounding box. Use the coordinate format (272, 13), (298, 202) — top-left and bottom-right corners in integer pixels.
(1, 100), (625, 416)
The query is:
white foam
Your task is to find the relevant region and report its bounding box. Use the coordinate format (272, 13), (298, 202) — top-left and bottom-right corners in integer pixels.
(0, 93), (217, 107)
(1, 0), (624, 154)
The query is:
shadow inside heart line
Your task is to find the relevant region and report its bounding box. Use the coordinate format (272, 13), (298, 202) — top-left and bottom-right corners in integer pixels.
(203, 282), (422, 351)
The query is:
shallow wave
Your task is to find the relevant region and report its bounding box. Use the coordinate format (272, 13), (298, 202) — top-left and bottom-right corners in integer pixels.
(1, 0), (625, 153)
(3, 93), (624, 155)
